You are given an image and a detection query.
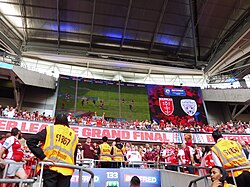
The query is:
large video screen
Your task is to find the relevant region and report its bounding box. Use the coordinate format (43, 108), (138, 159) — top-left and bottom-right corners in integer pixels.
(56, 75), (207, 124)
(147, 85), (207, 125)
(56, 75), (150, 121)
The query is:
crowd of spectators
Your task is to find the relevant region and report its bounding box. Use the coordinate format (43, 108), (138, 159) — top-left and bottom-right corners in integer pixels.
(0, 105), (54, 122)
(0, 104), (250, 134)
(0, 122), (250, 186)
(81, 118), (250, 134)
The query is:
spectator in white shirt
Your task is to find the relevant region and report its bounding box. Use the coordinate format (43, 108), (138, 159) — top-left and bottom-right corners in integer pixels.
(7, 107), (16, 118)
(126, 146), (142, 168)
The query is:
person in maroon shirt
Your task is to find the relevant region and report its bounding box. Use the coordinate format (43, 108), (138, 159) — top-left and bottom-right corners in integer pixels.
(153, 145), (161, 168)
(144, 148), (155, 168)
(82, 137), (96, 159)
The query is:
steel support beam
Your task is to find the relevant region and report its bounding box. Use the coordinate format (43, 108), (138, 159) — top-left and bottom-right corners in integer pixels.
(193, 0), (200, 61)
(236, 67), (250, 80)
(205, 10), (250, 73)
(219, 62), (250, 74)
(176, 18), (191, 55)
(231, 104), (237, 118)
(219, 53), (250, 72)
(0, 32), (21, 55)
(19, 0), (28, 45)
(120, 0), (132, 51)
(148, 0), (168, 55)
(57, 0), (61, 52)
(89, 0), (96, 50)
(233, 104), (249, 119)
(188, 0), (198, 67)
(176, 0), (208, 57)
(206, 0), (244, 60)
(0, 13), (23, 40)
(10, 73), (19, 107)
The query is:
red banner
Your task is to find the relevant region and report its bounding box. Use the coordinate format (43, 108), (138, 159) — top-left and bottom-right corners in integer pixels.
(1, 118), (250, 144)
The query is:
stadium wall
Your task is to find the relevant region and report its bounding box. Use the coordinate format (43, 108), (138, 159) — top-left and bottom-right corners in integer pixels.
(202, 89), (250, 102)
(237, 114), (250, 122)
(0, 97), (15, 107)
(22, 86), (56, 116)
(160, 170), (211, 187)
(205, 102), (232, 124)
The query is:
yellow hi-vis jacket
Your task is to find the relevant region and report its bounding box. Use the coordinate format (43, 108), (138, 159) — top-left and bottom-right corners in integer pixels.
(99, 143), (112, 161)
(112, 146), (125, 161)
(42, 124), (78, 176)
(211, 139), (250, 177)
(224, 182), (236, 187)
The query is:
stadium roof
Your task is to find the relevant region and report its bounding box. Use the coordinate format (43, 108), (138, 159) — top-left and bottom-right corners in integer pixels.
(0, 0), (250, 82)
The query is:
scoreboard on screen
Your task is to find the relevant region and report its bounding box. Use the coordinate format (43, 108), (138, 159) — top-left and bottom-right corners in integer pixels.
(147, 85), (207, 125)
(56, 75), (207, 124)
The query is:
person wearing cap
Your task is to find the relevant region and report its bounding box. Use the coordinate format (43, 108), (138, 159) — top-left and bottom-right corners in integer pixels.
(110, 138), (126, 168)
(97, 136), (111, 168)
(211, 129), (250, 187)
(27, 114), (78, 187)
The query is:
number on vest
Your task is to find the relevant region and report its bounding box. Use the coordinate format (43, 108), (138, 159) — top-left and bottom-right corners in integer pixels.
(56, 134), (71, 146)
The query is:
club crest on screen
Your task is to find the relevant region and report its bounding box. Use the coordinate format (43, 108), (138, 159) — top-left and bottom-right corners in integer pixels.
(159, 98), (174, 116)
(180, 99), (197, 116)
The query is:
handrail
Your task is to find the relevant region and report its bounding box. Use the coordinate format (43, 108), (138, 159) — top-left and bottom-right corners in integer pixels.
(0, 161), (26, 179)
(78, 159), (209, 169)
(226, 165), (250, 186)
(187, 165), (250, 187)
(0, 161), (36, 186)
(188, 174), (210, 187)
(38, 162), (95, 187)
(0, 179), (36, 186)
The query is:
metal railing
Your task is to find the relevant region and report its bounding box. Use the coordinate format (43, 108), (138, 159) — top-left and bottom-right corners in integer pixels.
(188, 165), (250, 187)
(77, 159), (211, 175)
(38, 162), (95, 187)
(0, 160), (37, 187)
(226, 165), (250, 186)
(188, 174), (210, 187)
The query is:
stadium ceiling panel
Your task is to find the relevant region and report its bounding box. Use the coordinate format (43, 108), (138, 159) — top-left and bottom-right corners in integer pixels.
(0, 0), (249, 80)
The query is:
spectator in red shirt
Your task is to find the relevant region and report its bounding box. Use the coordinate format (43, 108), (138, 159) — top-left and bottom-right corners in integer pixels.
(159, 120), (165, 130)
(154, 145), (161, 163)
(0, 128), (27, 186)
(144, 148), (155, 168)
(200, 146), (214, 175)
(82, 137), (96, 159)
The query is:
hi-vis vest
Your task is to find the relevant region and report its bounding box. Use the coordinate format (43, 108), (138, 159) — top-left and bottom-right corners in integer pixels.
(112, 146), (125, 161)
(42, 124), (78, 176)
(224, 183), (236, 187)
(211, 139), (250, 177)
(99, 143), (111, 161)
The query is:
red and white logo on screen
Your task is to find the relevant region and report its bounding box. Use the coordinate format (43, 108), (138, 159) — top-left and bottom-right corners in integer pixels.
(159, 98), (174, 116)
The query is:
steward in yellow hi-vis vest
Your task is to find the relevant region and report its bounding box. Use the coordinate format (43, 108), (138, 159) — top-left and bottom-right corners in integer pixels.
(211, 130), (250, 187)
(111, 138), (126, 168)
(97, 136), (111, 168)
(27, 114), (78, 187)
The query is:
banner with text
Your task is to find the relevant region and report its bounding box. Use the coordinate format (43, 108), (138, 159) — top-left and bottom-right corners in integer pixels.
(71, 168), (161, 187)
(0, 118), (250, 144)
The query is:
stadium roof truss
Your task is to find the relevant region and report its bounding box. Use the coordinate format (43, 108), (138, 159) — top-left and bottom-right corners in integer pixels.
(0, 0), (250, 84)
